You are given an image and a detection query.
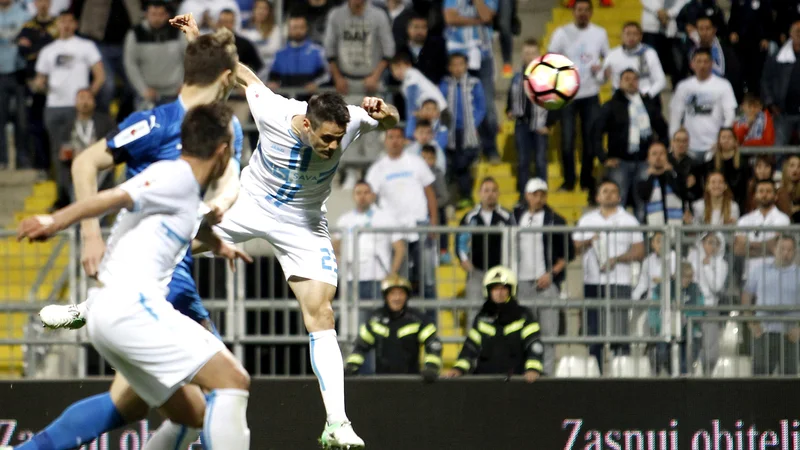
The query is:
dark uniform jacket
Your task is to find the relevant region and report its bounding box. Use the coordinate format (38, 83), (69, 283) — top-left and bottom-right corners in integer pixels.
(346, 306), (442, 375)
(453, 300), (544, 375)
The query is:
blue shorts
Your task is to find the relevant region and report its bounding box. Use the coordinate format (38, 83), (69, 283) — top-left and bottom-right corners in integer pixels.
(167, 262), (221, 340)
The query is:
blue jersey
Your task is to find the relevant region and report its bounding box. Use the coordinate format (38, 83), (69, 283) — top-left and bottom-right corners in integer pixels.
(106, 99), (243, 326)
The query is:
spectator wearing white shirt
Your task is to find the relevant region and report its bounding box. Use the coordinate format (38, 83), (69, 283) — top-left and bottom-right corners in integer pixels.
(366, 127), (439, 297)
(548, 0), (609, 191)
(333, 181), (408, 300)
(734, 179), (792, 282)
(33, 10), (103, 193)
(573, 179), (646, 368)
(640, 0), (687, 80)
(598, 22), (666, 105)
(669, 48), (737, 159)
(632, 232), (677, 301)
(512, 178), (573, 375)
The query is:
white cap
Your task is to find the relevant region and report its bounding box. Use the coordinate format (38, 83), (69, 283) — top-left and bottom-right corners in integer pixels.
(524, 178), (548, 193)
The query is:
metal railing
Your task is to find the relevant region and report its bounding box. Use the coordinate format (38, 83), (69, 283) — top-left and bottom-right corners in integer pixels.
(1, 223), (800, 379)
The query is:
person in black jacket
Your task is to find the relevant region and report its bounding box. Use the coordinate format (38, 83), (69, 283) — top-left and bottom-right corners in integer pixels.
(345, 275), (442, 381)
(728, 0), (773, 95)
(394, 13), (448, 84)
(636, 141), (689, 225)
(445, 266), (544, 382)
(512, 178), (574, 375)
(593, 69), (668, 218)
(456, 177), (516, 300)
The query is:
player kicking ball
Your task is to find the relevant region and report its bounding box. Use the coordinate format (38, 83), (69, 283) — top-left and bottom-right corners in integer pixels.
(169, 13), (400, 449)
(17, 105), (253, 449)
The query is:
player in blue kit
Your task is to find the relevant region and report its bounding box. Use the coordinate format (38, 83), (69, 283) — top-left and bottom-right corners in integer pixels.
(18, 29), (243, 450)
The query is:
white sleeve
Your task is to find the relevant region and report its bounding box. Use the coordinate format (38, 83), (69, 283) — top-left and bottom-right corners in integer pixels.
(646, 49), (666, 96)
(245, 84), (291, 134)
(721, 80), (738, 127)
(640, 0), (662, 14)
(347, 105), (380, 137)
(85, 41), (102, 66)
(669, 82), (686, 138)
(548, 28), (565, 54)
(627, 216), (645, 244)
(118, 162), (192, 214)
(35, 46), (51, 74)
(416, 157), (436, 186)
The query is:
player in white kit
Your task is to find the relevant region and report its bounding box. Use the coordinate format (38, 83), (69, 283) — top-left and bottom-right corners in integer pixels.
(171, 13), (400, 449)
(17, 104), (253, 450)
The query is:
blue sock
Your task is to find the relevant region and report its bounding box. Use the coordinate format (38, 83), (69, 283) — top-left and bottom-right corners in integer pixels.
(16, 393), (126, 450)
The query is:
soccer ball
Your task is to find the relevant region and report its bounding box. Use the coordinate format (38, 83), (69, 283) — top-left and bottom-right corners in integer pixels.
(523, 53), (581, 111)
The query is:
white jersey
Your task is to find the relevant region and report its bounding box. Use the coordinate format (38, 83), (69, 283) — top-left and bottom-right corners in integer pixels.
(98, 159), (201, 297)
(242, 84), (380, 220)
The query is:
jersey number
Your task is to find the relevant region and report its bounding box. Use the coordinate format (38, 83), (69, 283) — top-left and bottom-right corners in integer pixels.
(321, 248), (338, 274)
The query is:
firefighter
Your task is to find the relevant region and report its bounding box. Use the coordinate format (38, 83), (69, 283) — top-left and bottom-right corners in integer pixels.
(345, 275), (442, 382)
(445, 265), (544, 382)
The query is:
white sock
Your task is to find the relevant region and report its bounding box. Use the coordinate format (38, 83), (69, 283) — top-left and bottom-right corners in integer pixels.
(77, 301), (89, 317)
(143, 420), (200, 450)
(202, 389), (250, 450)
(309, 329), (348, 424)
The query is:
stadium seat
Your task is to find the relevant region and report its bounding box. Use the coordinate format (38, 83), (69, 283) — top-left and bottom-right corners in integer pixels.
(554, 351), (601, 378)
(712, 356), (753, 378)
(609, 355), (652, 378)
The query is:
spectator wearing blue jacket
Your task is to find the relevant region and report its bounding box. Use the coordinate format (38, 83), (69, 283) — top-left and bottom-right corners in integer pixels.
(439, 52), (486, 206)
(267, 15), (330, 99)
(0, 0), (31, 169)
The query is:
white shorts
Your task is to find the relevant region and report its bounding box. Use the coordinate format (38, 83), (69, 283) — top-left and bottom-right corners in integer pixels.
(213, 192), (338, 287)
(86, 286), (225, 407)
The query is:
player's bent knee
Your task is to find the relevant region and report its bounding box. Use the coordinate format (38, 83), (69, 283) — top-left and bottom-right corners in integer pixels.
(303, 303), (335, 332)
(192, 349), (251, 391)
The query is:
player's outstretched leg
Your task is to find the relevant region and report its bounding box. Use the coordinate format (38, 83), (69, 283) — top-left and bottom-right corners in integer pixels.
(15, 376), (141, 450)
(290, 278), (365, 449)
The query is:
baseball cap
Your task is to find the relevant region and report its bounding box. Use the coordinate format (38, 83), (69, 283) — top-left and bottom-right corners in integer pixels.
(525, 178), (548, 193)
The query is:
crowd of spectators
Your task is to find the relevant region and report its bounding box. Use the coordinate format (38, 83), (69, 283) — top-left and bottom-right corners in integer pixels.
(2, 0), (800, 378)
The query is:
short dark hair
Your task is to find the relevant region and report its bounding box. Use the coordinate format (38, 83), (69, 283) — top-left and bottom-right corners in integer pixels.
(480, 176), (498, 187)
(622, 21), (642, 32)
(421, 99), (439, 109)
(184, 28), (239, 86)
(288, 15), (307, 24)
(597, 177), (620, 191)
(778, 234), (797, 246)
(409, 13), (427, 23)
(306, 92), (350, 129)
(692, 47), (713, 59)
(755, 178), (776, 191)
(390, 51), (413, 66)
(146, 0), (171, 12)
(523, 38), (539, 47)
(620, 68), (638, 80)
(573, 0), (593, 9)
(354, 179), (372, 190)
(220, 8), (236, 16)
(420, 144), (437, 156)
(415, 119), (433, 129)
(386, 126), (405, 135)
(695, 16), (715, 27)
(449, 52), (468, 64)
(181, 104), (234, 160)
(58, 9), (75, 18)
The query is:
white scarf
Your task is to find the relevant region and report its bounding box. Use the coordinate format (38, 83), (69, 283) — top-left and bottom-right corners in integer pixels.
(627, 93), (652, 154)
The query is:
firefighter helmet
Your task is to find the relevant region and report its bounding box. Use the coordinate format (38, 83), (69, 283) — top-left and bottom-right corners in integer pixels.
(381, 274), (412, 297)
(482, 265), (518, 300)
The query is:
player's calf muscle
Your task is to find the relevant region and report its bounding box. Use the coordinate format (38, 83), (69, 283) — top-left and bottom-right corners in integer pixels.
(109, 375), (148, 422)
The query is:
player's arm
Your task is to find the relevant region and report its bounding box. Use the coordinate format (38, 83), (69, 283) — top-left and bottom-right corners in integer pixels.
(362, 97), (400, 131)
(345, 322), (377, 375)
(194, 222), (253, 268)
(18, 188), (133, 242)
(202, 157), (240, 222)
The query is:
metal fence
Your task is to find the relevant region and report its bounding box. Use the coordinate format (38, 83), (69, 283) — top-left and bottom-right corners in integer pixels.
(1, 224), (800, 379)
